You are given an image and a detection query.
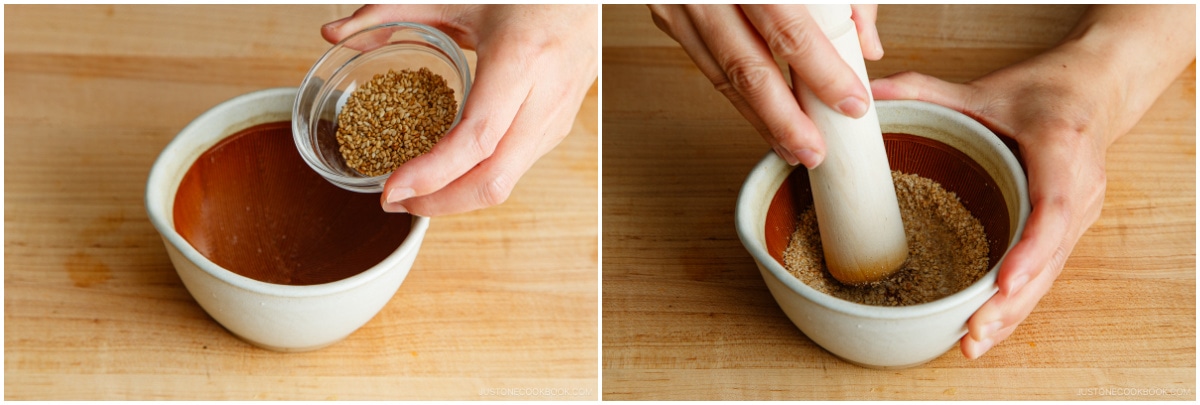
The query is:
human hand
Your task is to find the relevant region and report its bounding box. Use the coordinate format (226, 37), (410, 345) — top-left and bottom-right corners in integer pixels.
(870, 5), (1194, 359)
(648, 4), (882, 168)
(874, 67), (1109, 361)
(322, 5), (598, 216)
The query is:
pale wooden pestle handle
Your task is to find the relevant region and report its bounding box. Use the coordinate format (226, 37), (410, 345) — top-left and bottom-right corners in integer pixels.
(795, 5), (908, 285)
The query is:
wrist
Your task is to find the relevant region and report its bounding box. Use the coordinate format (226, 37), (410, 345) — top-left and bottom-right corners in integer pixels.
(1062, 6), (1195, 138)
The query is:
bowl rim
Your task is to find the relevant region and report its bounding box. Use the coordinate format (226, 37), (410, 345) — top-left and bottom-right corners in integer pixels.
(146, 87), (430, 298)
(735, 99), (1030, 320)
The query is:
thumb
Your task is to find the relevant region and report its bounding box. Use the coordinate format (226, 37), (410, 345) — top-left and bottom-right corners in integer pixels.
(870, 71), (974, 113)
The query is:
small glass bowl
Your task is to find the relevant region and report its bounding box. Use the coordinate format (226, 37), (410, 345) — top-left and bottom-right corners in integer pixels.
(293, 22), (472, 193)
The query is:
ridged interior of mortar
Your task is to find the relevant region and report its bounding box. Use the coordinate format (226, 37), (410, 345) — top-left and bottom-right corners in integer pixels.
(764, 134), (1011, 273)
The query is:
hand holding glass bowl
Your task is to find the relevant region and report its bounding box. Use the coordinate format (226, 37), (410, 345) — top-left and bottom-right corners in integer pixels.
(294, 22), (472, 194)
(300, 5), (599, 216)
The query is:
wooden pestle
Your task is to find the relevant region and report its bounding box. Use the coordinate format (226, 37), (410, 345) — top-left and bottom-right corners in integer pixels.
(793, 5), (908, 285)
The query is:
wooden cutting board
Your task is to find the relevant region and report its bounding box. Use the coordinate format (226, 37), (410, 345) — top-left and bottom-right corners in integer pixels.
(602, 4), (1195, 400)
(5, 5), (598, 400)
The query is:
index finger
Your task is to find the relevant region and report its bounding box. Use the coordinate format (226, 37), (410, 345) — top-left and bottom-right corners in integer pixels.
(741, 4), (870, 118)
(684, 5), (827, 168)
(321, 4), (478, 47)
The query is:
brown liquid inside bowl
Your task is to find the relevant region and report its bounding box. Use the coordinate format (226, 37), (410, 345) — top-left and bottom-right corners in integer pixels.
(765, 133), (1011, 273)
(172, 121), (412, 286)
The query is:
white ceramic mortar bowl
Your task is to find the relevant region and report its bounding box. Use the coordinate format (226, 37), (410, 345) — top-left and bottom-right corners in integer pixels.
(145, 87), (429, 352)
(735, 100), (1030, 368)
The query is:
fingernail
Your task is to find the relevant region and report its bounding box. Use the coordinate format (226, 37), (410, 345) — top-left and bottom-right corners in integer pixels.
(323, 16), (350, 32)
(792, 148), (823, 169)
(979, 321), (1003, 341)
(385, 187), (414, 204)
(774, 145), (800, 166)
(382, 202), (408, 214)
(967, 337), (994, 360)
(836, 97), (868, 118)
(1008, 274), (1029, 296)
(869, 26), (884, 57)
(969, 319), (1000, 341)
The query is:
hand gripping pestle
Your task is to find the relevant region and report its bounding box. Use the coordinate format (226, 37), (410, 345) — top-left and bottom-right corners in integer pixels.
(793, 5), (908, 285)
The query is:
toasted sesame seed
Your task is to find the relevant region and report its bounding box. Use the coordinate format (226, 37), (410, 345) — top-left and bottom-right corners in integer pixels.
(335, 68), (457, 177)
(783, 171), (989, 306)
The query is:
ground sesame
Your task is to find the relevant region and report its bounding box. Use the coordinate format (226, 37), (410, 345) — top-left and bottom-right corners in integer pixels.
(334, 67), (457, 177)
(783, 171), (990, 306)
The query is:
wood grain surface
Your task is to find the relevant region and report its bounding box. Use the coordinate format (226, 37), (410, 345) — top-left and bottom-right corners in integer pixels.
(5, 5), (598, 400)
(602, 4), (1195, 400)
